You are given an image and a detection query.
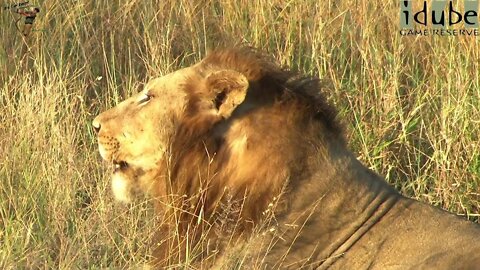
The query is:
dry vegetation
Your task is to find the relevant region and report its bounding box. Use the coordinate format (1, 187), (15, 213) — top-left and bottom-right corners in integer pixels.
(0, 0), (479, 268)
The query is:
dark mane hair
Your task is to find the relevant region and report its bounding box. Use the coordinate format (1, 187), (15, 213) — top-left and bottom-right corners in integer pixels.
(162, 46), (346, 227)
(154, 47), (344, 266)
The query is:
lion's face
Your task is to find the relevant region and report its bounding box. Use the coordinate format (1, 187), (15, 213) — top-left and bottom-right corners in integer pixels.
(93, 64), (248, 203)
(92, 68), (193, 202)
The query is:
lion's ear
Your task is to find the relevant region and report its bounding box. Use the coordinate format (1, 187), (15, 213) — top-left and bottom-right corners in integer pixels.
(206, 70), (248, 118)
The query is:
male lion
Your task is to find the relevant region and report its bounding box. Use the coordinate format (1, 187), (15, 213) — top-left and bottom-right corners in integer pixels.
(93, 47), (480, 269)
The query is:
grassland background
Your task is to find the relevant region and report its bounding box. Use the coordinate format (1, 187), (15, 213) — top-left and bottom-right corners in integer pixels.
(0, 0), (479, 268)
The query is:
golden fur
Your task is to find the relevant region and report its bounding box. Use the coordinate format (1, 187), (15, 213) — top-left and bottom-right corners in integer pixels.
(94, 48), (480, 269)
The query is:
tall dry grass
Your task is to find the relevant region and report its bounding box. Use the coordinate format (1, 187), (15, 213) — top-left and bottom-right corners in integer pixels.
(0, 0), (479, 268)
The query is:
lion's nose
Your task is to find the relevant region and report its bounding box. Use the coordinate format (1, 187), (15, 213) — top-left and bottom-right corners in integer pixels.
(92, 118), (101, 134)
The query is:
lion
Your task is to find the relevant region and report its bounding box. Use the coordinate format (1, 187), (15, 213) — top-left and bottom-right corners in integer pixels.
(93, 47), (480, 269)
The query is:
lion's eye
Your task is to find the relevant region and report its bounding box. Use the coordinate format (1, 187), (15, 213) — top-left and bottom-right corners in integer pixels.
(139, 93), (152, 104)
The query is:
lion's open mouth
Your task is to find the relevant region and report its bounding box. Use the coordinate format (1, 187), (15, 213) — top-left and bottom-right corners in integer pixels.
(113, 160), (129, 173)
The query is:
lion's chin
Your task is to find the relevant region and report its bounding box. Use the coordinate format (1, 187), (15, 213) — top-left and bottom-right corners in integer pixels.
(109, 160), (158, 203)
(111, 170), (134, 203)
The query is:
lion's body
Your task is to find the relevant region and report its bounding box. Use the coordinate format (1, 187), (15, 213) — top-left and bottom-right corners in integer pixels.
(250, 155), (480, 269)
(94, 48), (480, 269)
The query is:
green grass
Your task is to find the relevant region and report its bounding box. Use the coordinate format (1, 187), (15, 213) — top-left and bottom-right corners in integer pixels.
(1, 0), (479, 268)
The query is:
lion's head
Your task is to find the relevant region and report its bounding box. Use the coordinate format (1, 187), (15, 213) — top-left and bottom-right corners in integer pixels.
(93, 48), (341, 205)
(92, 63), (252, 202)
(93, 47), (344, 266)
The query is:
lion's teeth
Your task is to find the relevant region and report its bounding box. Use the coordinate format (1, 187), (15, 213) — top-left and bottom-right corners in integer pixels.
(115, 164), (120, 169)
